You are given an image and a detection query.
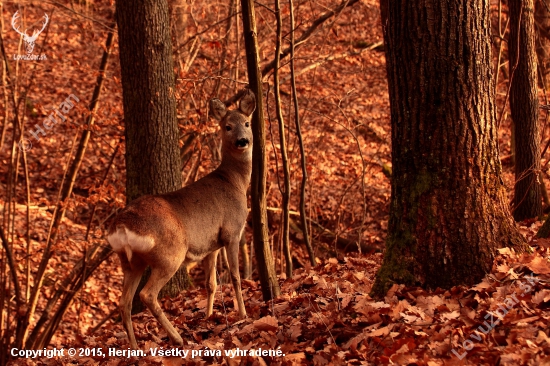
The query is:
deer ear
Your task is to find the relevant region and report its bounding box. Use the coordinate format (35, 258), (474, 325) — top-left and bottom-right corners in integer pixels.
(209, 98), (227, 121)
(239, 90), (256, 117)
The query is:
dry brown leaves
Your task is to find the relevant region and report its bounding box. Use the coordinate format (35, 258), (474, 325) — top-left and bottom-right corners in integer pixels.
(18, 240), (549, 366)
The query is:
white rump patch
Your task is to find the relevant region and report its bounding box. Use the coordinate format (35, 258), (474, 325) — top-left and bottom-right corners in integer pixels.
(125, 229), (155, 252)
(107, 227), (126, 252)
(107, 226), (155, 262)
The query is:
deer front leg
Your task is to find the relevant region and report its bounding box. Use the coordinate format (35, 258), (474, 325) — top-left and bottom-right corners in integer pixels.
(203, 250), (219, 317)
(226, 240), (247, 318)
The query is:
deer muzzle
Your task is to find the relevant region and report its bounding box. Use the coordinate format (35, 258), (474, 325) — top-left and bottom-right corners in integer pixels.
(235, 138), (250, 149)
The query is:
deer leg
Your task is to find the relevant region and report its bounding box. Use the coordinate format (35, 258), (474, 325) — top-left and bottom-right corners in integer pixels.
(139, 264), (183, 346)
(226, 240), (247, 318)
(203, 249), (220, 317)
(118, 254), (146, 350)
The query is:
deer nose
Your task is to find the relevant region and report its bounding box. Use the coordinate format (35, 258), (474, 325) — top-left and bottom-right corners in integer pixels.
(235, 138), (249, 148)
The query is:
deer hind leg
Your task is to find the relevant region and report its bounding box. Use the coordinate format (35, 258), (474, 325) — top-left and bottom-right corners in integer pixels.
(226, 240), (247, 318)
(203, 249), (220, 317)
(118, 253), (146, 350)
(139, 263), (184, 346)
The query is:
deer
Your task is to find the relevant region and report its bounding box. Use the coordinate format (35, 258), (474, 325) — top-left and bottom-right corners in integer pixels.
(11, 11), (49, 54)
(107, 91), (255, 349)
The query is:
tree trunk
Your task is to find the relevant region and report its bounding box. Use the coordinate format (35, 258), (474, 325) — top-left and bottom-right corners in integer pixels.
(116, 0), (190, 312)
(535, 0), (550, 87)
(510, 0), (542, 221)
(372, 0), (526, 297)
(241, 0), (281, 300)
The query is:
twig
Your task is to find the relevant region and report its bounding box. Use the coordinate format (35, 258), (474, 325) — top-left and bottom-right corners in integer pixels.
(45, 0), (115, 30)
(282, 42), (382, 83)
(88, 307), (118, 335)
(178, 12), (243, 50)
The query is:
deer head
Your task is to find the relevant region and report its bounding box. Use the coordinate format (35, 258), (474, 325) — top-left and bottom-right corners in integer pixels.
(12, 11), (49, 54)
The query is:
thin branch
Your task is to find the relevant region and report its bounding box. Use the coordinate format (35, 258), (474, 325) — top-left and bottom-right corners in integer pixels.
(0, 226), (22, 307)
(274, 0), (293, 277)
(45, 0), (115, 31)
(33, 245), (113, 348)
(214, 0), (237, 96)
(85, 141), (120, 240)
(289, 0), (315, 266)
(21, 25), (116, 349)
(178, 12), (243, 50)
(282, 42), (382, 83)
(225, 0), (360, 106)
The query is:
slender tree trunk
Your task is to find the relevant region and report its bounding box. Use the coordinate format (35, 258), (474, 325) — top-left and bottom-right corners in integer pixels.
(372, 0), (526, 296)
(510, 0), (542, 221)
(289, 0), (316, 267)
(241, 0), (281, 300)
(535, 0), (550, 87)
(274, 0), (293, 278)
(116, 0), (190, 312)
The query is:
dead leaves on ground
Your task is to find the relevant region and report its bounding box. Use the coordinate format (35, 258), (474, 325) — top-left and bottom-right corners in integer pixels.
(23, 245), (550, 366)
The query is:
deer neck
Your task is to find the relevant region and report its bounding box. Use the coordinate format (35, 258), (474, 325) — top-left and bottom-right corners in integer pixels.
(215, 149), (252, 194)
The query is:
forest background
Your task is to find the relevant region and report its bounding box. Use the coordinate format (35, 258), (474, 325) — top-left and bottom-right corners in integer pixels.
(0, 0), (549, 365)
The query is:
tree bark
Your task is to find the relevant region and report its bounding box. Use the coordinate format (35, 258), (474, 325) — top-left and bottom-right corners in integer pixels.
(509, 0), (542, 221)
(372, 0), (526, 297)
(535, 0), (550, 87)
(241, 0), (281, 300)
(116, 0), (190, 311)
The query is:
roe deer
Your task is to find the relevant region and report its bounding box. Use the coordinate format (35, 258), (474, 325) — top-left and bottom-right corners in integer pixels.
(107, 91), (256, 349)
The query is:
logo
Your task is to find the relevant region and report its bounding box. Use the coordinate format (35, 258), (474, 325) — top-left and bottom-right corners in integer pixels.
(11, 11), (48, 60)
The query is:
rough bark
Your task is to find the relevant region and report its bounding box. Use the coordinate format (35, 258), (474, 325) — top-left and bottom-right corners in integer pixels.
(510, 0), (542, 221)
(241, 0), (281, 300)
(372, 0), (526, 297)
(116, 0), (190, 311)
(117, 0), (182, 201)
(536, 214), (550, 237)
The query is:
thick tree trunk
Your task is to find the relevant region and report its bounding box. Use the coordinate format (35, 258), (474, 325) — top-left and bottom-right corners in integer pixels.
(116, 0), (190, 311)
(372, 0), (526, 296)
(241, 0), (281, 300)
(510, 0), (542, 221)
(117, 0), (182, 201)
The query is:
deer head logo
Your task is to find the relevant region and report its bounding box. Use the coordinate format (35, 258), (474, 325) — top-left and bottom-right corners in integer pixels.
(11, 11), (49, 54)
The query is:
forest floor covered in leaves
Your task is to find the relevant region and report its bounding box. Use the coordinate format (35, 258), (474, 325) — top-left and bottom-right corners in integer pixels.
(9, 238), (550, 365)
(1, 0), (550, 365)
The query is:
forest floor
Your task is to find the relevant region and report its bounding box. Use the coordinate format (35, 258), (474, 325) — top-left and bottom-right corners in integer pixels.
(1, 0), (550, 365)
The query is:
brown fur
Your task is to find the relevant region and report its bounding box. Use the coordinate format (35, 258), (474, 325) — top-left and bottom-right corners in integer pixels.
(107, 91), (256, 349)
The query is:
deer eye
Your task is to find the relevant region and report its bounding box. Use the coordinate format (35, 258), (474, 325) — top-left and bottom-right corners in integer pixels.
(245, 122), (250, 128)
(225, 125), (232, 131)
